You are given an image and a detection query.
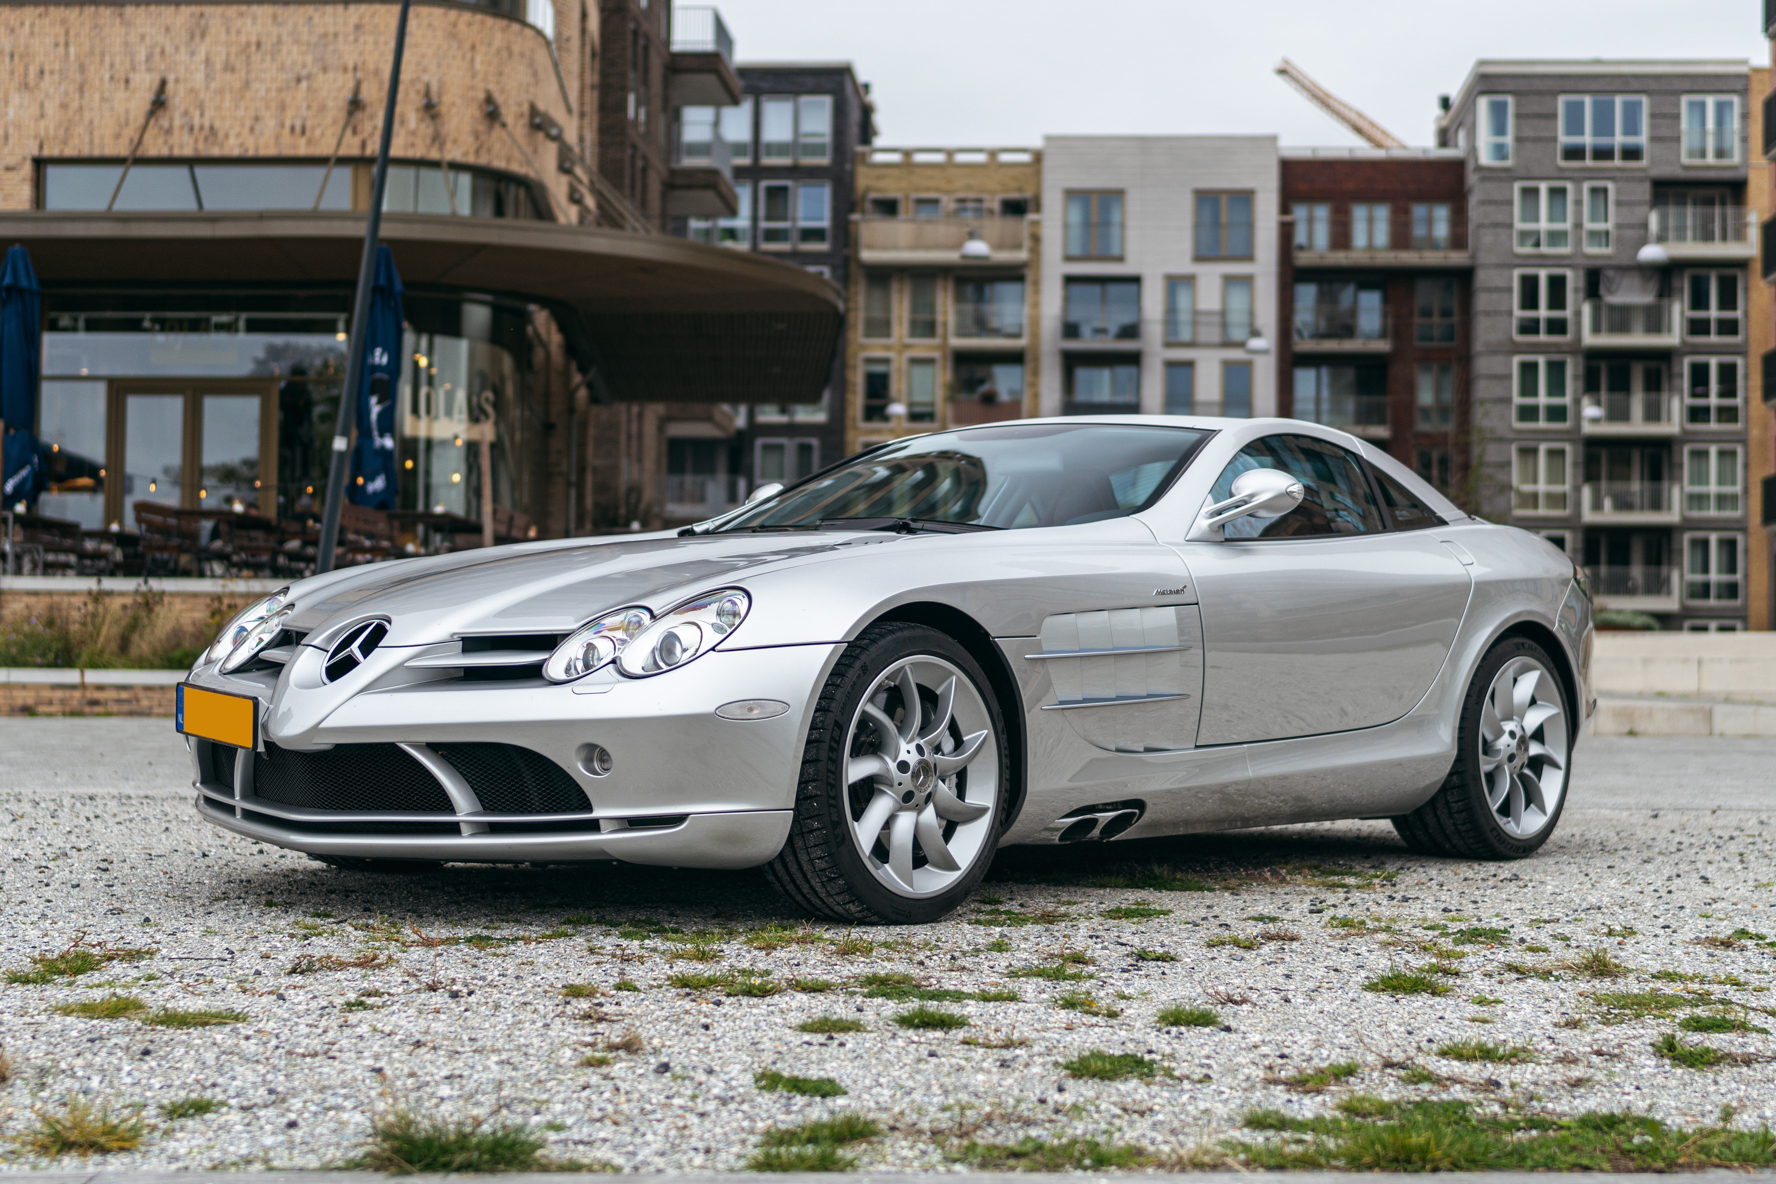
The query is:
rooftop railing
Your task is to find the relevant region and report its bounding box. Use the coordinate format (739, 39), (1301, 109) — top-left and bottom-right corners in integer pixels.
(670, 6), (733, 61)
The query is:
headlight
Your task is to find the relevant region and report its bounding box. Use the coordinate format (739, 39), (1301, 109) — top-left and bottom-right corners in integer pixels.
(219, 604), (295, 674)
(543, 606), (652, 683)
(1571, 560), (1592, 601)
(617, 588), (750, 677)
(203, 588), (291, 669)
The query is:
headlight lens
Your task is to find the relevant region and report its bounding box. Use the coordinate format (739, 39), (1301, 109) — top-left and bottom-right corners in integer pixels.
(543, 606), (652, 683)
(617, 588), (750, 677)
(204, 588), (291, 669)
(218, 604), (295, 674)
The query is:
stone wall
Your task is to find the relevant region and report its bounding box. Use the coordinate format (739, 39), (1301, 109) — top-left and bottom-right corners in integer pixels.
(0, 682), (176, 717)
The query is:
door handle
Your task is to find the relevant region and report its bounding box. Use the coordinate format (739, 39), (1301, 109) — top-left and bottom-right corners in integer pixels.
(1438, 538), (1476, 566)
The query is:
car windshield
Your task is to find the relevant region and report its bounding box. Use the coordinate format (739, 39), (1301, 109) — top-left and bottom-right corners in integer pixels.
(716, 423), (1210, 532)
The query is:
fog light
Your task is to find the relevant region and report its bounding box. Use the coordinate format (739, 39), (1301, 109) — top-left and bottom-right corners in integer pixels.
(576, 743), (613, 777)
(715, 699), (790, 721)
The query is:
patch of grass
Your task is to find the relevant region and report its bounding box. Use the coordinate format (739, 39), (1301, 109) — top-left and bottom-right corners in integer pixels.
(961, 1034), (1031, 1049)
(54, 993), (147, 1020)
(1363, 969), (1450, 997)
(1652, 1033), (1743, 1069)
(748, 1115), (880, 1173)
(1259, 927), (1301, 942)
(11, 1097), (145, 1158)
(613, 979), (640, 993)
(1451, 926), (1510, 945)
(755, 1069), (846, 1098)
(1559, 948), (1631, 979)
(1590, 990), (1713, 1021)
(968, 907), (1070, 927)
(1470, 995), (1503, 1006)
(1397, 1065), (1441, 1085)
(1681, 1013), (1770, 1035)
(1008, 962), (1093, 982)
(5, 939), (155, 984)
(342, 998), (378, 1012)
(797, 1016), (866, 1034)
(981, 937), (1012, 953)
(1502, 961), (1554, 980)
(1273, 1061), (1361, 1092)
(894, 1006), (968, 1030)
(746, 924), (822, 952)
(560, 914), (598, 926)
(1061, 1050), (1160, 1081)
(159, 1096), (222, 1120)
(1054, 991), (1120, 1018)
(829, 933), (875, 957)
(1523, 944), (1552, 954)
(1434, 1039), (1536, 1064)
(1206, 935), (1260, 950)
(948, 1136), (1150, 1171)
(579, 1054), (613, 1068)
(1133, 949), (1177, 962)
(559, 983), (602, 998)
(973, 987), (1021, 1002)
(1246, 914), (1284, 923)
(1602, 925), (1637, 938)
(1102, 904), (1171, 921)
(359, 1110), (548, 1173)
(141, 1008), (247, 1029)
(1157, 1005), (1219, 1028)
(789, 977), (835, 993)
(286, 951), (394, 975)
(725, 974), (780, 998)
(667, 943), (724, 963)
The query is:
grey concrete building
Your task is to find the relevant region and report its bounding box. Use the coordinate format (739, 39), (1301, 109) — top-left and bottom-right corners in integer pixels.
(1440, 61), (1754, 630)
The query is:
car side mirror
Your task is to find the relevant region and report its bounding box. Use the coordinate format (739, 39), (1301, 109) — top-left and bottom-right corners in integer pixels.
(745, 482), (784, 505)
(1200, 469), (1305, 530)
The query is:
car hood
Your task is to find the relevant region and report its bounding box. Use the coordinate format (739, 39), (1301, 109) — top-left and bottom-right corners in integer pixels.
(285, 530), (899, 646)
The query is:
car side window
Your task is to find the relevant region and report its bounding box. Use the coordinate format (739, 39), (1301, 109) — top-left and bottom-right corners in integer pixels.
(1373, 467), (1445, 531)
(1210, 434), (1386, 539)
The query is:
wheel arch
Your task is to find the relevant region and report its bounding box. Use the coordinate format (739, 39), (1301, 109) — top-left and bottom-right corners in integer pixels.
(1495, 618), (1579, 724)
(870, 600), (1029, 833)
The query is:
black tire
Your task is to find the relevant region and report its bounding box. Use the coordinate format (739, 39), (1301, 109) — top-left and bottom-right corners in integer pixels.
(1393, 635), (1573, 860)
(764, 621), (1011, 924)
(311, 856), (444, 873)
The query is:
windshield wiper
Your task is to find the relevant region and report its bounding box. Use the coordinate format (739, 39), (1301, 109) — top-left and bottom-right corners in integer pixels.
(816, 517), (1000, 535)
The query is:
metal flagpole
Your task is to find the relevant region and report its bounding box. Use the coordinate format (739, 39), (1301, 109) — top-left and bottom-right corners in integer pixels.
(315, 0), (413, 575)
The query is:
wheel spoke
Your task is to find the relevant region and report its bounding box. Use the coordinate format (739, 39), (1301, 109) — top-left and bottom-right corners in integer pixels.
(1486, 765), (1511, 810)
(854, 788), (898, 851)
(1479, 748), (1504, 774)
(1523, 702), (1562, 737)
(914, 804), (960, 872)
(1507, 774), (1526, 831)
(1489, 677), (1514, 734)
(1526, 739), (1564, 770)
(888, 810), (917, 886)
(1480, 696), (1504, 744)
(859, 702), (899, 746)
(848, 753), (891, 786)
(918, 677), (956, 747)
(932, 781), (990, 823)
(893, 665), (922, 744)
(932, 729), (987, 777)
(1519, 767), (1548, 817)
(1512, 668), (1541, 720)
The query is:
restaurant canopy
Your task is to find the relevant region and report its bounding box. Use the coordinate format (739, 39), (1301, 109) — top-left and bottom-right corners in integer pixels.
(0, 211), (843, 405)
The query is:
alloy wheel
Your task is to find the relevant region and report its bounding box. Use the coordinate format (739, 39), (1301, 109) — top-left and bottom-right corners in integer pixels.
(1479, 656), (1568, 839)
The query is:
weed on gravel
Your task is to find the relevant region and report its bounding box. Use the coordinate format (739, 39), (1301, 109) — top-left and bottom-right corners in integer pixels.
(948, 1136), (1150, 1170)
(1271, 1061), (1360, 1092)
(1223, 1099), (1776, 1171)
(158, 1097), (222, 1120)
(286, 952), (394, 975)
(11, 1097), (146, 1159)
(1559, 949), (1631, 978)
(54, 993), (147, 1020)
(6, 938), (155, 984)
(141, 1007), (247, 1029)
(1061, 1050), (1159, 1081)
(358, 1110), (564, 1173)
(1157, 1005), (1220, 1028)
(1434, 1040), (1536, 1064)
(797, 1016), (866, 1034)
(1681, 1013), (1770, 1034)
(1133, 948), (1177, 962)
(1054, 991), (1120, 1018)
(754, 1069), (846, 1097)
(1650, 1033), (1758, 1069)
(1590, 990), (1713, 1022)
(748, 1114), (880, 1172)
(1364, 968), (1451, 996)
(894, 1006), (968, 1030)
(1101, 903), (1171, 921)
(857, 972), (1009, 1003)
(0, 1045), (13, 1084)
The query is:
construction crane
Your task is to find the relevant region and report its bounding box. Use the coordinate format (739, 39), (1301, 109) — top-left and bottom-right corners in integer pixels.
(1274, 58), (1406, 150)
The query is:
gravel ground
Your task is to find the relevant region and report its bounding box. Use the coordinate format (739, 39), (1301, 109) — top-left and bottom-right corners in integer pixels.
(1, 720), (1773, 1172)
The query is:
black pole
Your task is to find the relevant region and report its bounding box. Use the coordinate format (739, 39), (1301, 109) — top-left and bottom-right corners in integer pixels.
(315, 0), (413, 575)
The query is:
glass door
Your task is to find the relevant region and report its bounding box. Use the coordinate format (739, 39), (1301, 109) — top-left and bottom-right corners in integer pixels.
(107, 382), (276, 529)
(120, 392), (186, 530)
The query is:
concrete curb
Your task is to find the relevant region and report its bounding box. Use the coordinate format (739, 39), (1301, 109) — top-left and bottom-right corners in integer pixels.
(1592, 694), (1776, 737)
(0, 668), (186, 686)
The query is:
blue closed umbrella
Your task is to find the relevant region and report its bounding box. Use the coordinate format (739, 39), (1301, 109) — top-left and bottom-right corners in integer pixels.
(1, 245), (43, 509)
(349, 245), (404, 509)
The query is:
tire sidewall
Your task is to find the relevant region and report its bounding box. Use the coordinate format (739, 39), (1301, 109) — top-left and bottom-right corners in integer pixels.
(809, 623), (1009, 924)
(1458, 636), (1572, 858)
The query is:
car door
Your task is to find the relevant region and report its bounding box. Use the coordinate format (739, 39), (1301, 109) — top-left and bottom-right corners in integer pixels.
(1181, 433), (1472, 746)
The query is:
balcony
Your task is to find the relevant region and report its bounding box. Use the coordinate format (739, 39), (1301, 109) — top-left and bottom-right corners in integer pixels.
(1648, 206), (1756, 263)
(947, 397), (1027, 427)
(662, 472), (744, 521)
(1586, 565), (1679, 613)
(1296, 394), (1391, 440)
(1580, 392), (1682, 436)
(1161, 311), (1263, 347)
(858, 216), (1029, 265)
(668, 7), (740, 107)
(1580, 299), (1681, 351)
(668, 122), (737, 218)
(1292, 246), (1473, 270)
(1292, 305), (1390, 353)
(1581, 480), (1679, 525)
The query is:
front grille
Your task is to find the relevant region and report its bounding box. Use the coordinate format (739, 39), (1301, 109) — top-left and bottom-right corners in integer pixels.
(433, 743), (591, 814)
(460, 634), (561, 683)
(212, 743), (238, 788)
(253, 743), (454, 812)
(239, 807), (459, 835)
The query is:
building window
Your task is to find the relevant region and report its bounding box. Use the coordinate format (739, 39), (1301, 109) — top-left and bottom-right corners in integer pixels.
(1064, 191), (1123, 258)
(907, 275), (938, 340)
(1685, 445), (1741, 515)
(757, 438), (819, 483)
(1515, 270), (1571, 339)
(1222, 361), (1253, 418)
(861, 357), (892, 422)
(953, 278), (1025, 339)
(1539, 530), (1571, 555)
(1682, 96), (1739, 163)
(1164, 362), (1195, 415)
(912, 196), (942, 219)
(1062, 279), (1140, 340)
(1410, 203), (1450, 250)
(867, 196), (900, 217)
(1293, 202), (1330, 250)
(1686, 357), (1741, 425)
(1415, 278), (1457, 344)
(953, 358), (1024, 410)
(999, 196), (1030, 217)
(1294, 363), (1387, 430)
(759, 181), (792, 245)
(862, 273), (893, 339)
(758, 181), (828, 248)
(796, 95), (832, 162)
(1584, 359), (1668, 425)
(1582, 183), (1612, 253)
(1514, 444), (1570, 514)
(1515, 183), (1571, 252)
(906, 358), (937, 423)
(1066, 359), (1139, 411)
(1417, 449), (1452, 492)
(1295, 280), (1384, 342)
(1479, 95), (1513, 165)
(1223, 277), (1255, 344)
(1416, 362), (1454, 429)
(1195, 191), (1254, 259)
(1685, 271), (1741, 338)
(1351, 203), (1390, 250)
(759, 96), (796, 162)
(720, 98), (753, 165)
(1515, 356), (1571, 425)
(684, 181), (751, 247)
(1559, 95), (1646, 164)
(1685, 619), (1744, 632)
(1685, 533), (1741, 603)
(952, 196), (986, 219)
(1164, 277), (1195, 343)
(796, 182), (830, 247)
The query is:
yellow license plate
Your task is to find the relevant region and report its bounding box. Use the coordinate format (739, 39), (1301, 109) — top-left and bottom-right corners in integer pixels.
(177, 684), (258, 749)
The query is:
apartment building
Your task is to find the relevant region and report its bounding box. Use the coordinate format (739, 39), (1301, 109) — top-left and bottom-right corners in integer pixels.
(1440, 62), (1756, 631)
(1038, 137), (1278, 421)
(1279, 150), (1473, 502)
(844, 147), (1041, 455)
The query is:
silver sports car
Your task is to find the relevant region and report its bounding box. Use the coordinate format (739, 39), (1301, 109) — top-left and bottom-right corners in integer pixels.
(180, 416), (1593, 924)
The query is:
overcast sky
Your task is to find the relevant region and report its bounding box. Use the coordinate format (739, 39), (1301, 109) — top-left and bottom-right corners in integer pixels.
(718, 0), (1766, 149)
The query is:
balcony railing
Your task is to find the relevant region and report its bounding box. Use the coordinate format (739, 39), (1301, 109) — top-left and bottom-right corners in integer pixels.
(858, 215), (1028, 259)
(1162, 311), (1260, 346)
(670, 5), (733, 60)
(675, 123), (734, 177)
(662, 473), (743, 517)
(1650, 205), (1751, 246)
(1580, 392), (1682, 435)
(1581, 299), (1681, 349)
(952, 301), (1025, 340)
(1582, 480), (1678, 521)
(1296, 394), (1391, 433)
(1585, 564), (1678, 609)
(1293, 304), (1389, 349)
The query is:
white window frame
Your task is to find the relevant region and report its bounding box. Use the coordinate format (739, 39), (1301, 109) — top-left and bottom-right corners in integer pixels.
(904, 355), (940, 425)
(719, 98), (753, 165)
(1515, 183), (1571, 253)
(1558, 94), (1647, 165)
(1514, 269), (1573, 340)
(1351, 202), (1390, 250)
(795, 94), (832, 163)
(758, 180), (793, 247)
(1684, 356), (1742, 427)
(1411, 202), (1450, 250)
(755, 437), (821, 483)
(1513, 443), (1570, 516)
(906, 274), (939, 341)
(1415, 360), (1454, 430)
(1684, 444), (1742, 517)
(1682, 95), (1740, 164)
(861, 272), (894, 341)
(1683, 619), (1743, 632)
(758, 96), (797, 164)
(795, 181), (830, 248)
(1478, 95), (1513, 166)
(1513, 355), (1572, 427)
(951, 195), (988, 220)
(1293, 202), (1330, 251)
(1684, 271), (1742, 340)
(859, 355), (893, 424)
(1684, 532), (1742, 604)
(1537, 529), (1571, 555)
(1582, 182), (1613, 254)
